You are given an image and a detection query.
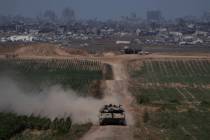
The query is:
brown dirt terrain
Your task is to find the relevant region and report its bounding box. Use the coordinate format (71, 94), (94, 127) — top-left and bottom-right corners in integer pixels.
(0, 43), (89, 57)
(1, 45), (210, 140)
(15, 43), (88, 57)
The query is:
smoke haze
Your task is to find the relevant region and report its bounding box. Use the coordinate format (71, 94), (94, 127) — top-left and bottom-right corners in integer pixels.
(0, 0), (209, 19)
(0, 77), (120, 124)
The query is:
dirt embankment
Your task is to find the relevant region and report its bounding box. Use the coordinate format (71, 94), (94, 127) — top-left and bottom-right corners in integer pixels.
(0, 43), (89, 57)
(81, 60), (135, 140)
(15, 43), (88, 56)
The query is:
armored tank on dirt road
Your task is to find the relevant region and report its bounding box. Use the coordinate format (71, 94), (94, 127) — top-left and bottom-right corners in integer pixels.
(99, 104), (127, 126)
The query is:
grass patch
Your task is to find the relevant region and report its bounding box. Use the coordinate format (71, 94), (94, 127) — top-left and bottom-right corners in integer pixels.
(149, 110), (210, 140)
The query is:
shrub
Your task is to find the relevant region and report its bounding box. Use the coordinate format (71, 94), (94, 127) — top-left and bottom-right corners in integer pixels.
(0, 113), (72, 140)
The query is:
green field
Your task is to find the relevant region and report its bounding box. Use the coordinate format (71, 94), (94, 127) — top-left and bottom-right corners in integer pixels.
(0, 58), (108, 140)
(149, 111), (210, 140)
(129, 59), (210, 140)
(131, 59), (210, 85)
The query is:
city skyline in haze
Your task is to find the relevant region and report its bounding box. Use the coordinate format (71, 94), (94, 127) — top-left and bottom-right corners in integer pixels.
(0, 0), (210, 20)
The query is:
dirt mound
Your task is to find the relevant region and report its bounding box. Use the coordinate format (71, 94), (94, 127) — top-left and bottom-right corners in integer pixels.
(103, 52), (116, 57)
(15, 43), (88, 57)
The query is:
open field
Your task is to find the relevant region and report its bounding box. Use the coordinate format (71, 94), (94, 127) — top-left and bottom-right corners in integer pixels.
(130, 59), (210, 85)
(128, 58), (210, 140)
(1, 44), (210, 140)
(0, 58), (112, 140)
(0, 58), (113, 95)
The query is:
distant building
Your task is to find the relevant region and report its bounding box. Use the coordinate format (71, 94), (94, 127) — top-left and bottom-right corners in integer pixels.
(116, 41), (131, 45)
(147, 10), (162, 23)
(8, 35), (34, 42)
(136, 28), (141, 36)
(194, 31), (208, 37)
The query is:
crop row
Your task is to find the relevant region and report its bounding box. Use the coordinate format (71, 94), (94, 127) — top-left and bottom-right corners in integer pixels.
(0, 58), (103, 72)
(132, 59), (210, 85)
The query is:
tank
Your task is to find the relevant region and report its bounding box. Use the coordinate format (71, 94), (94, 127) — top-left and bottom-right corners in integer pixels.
(120, 46), (142, 54)
(99, 104), (127, 126)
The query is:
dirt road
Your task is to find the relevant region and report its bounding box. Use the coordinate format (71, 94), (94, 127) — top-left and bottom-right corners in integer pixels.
(80, 60), (134, 140)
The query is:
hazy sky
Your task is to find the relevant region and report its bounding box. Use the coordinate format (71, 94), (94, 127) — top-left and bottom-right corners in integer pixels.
(0, 0), (210, 19)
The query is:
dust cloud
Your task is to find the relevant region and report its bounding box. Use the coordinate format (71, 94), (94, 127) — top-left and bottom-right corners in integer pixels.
(0, 77), (120, 124)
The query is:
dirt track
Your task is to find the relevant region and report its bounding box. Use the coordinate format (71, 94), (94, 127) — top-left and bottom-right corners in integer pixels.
(81, 125), (133, 140)
(80, 60), (135, 140)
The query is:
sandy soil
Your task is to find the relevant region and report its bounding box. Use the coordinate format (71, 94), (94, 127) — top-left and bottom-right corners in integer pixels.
(81, 126), (133, 140)
(13, 43), (88, 57)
